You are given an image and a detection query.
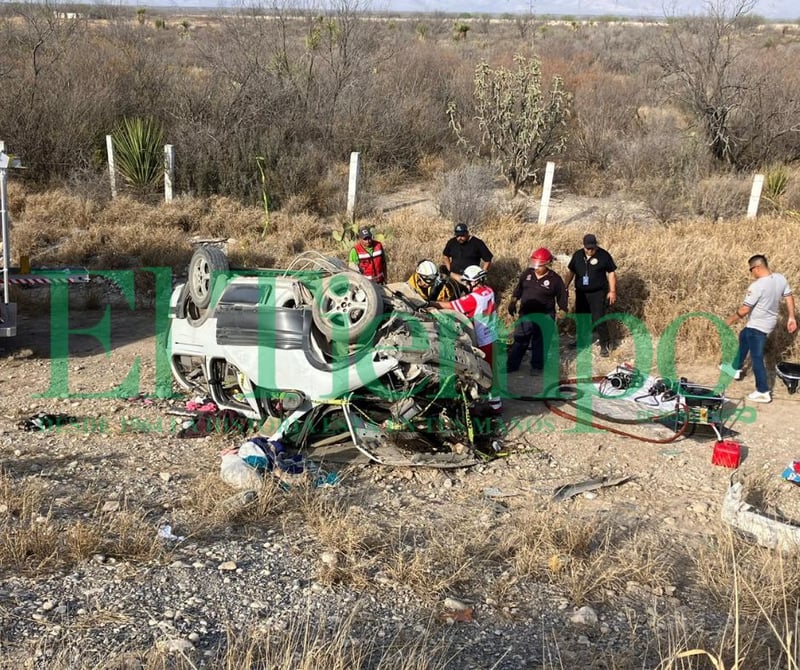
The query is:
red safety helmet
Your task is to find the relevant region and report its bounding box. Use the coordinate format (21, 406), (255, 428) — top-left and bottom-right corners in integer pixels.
(530, 247), (554, 268)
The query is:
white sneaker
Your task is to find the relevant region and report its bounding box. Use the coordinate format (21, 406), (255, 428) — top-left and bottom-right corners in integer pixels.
(719, 364), (743, 381)
(748, 390), (771, 403)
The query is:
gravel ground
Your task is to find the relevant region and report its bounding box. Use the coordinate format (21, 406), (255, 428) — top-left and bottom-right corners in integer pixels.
(1, 305), (799, 669)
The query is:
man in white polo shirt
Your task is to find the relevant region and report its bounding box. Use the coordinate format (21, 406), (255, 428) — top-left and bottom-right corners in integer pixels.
(723, 255), (797, 403)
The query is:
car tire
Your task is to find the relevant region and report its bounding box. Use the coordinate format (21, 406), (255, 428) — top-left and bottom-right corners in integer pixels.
(312, 272), (383, 344)
(183, 291), (211, 328)
(188, 246), (229, 309)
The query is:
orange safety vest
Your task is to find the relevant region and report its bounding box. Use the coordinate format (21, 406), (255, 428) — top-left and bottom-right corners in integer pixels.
(354, 241), (386, 284)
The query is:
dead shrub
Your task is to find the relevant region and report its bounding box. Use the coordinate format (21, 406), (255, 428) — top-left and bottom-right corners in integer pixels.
(691, 174), (751, 221)
(435, 164), (498, 229)
(496, 196), (531, 224)
(637, 178), (688, 225)
(569, 68), (641, 173)
(784, 172), (800, 214)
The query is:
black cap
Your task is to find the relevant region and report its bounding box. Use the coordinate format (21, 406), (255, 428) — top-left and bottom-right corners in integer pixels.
(359, 226), (373, 240)
(454, 224), (468, 235)
(583, 234), (598, 249)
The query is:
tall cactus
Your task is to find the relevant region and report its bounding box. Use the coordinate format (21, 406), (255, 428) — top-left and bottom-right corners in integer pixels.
(448, 55), (572, 196)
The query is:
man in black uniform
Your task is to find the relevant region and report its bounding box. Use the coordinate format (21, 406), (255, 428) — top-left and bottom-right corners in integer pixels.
(564, 233), (618, 357)
(507, 248), (568, 373)
(441, 224), (493, 282)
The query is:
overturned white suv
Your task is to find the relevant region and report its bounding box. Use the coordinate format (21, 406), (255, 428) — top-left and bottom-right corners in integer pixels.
(168, 248), (495, 464)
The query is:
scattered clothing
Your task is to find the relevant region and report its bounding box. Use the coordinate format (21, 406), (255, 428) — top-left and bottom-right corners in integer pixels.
(17, 413), (80, 432)
(221, 436), (340, 490)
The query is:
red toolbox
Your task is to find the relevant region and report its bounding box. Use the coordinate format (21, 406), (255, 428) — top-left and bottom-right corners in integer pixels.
(712, 440), (741, 468)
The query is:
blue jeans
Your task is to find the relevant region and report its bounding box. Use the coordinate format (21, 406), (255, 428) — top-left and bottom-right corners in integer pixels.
(734, 327), (769, 393)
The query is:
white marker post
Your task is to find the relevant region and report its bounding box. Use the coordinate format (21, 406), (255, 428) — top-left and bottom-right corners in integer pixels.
(538, 161), (555, 224)
(164, 144), (175, 202)
(106, 135), (117, 199)
(0, 147), (22, 337)
(347, 151), (360, 221)
(747, 173), (764, 219)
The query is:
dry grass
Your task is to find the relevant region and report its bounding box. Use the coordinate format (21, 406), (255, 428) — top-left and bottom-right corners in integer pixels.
(0, 469), (168, 575)
(10, 181), (800, 367)
(182, 471), (286, 538)
(497, 505), (676, 606)
(23, 613), (455, 670)
(379, 521), (500, 599)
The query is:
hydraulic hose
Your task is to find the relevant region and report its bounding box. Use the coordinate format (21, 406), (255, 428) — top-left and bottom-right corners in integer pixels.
(513, 375), (691, 444)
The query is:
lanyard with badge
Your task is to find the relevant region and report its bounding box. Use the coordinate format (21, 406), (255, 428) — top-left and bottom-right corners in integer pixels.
(582, 254), (590, 287)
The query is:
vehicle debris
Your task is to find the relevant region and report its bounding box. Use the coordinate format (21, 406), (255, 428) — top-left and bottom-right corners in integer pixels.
(168, 248), (498, 467)
(721, 481), (800, 553)
(552, 474), (632, 502)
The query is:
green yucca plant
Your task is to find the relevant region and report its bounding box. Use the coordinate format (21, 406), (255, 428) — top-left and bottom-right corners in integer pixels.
(763, 163), (789, 204)
(112, 117), (165, 189)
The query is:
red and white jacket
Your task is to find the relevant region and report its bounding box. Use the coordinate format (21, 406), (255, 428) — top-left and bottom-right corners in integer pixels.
(450, 284), (497, 347)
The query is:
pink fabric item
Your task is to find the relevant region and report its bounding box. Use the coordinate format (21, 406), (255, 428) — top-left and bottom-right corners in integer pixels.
(186, 400), (218, 412)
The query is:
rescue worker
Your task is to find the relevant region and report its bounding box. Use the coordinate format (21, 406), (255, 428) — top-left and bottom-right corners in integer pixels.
(432, 265), (502, 415)
(348, 226), (387, 284)
(407, 260), (458, 302)
(507, 247), (568, 374)
(564, 233), (617, 357)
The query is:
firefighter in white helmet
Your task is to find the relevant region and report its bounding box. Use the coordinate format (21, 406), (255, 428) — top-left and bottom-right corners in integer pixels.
(407, 260), (458, 302)
(432, 265), (502, 415)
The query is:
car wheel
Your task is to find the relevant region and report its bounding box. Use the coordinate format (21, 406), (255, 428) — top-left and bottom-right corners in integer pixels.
(188, 246), (229, 309)
(184, 291), (211, 328)
(312, 272), (383, 343)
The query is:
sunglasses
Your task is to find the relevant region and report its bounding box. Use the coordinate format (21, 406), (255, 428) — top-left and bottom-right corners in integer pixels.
(749, 265), (758, 272)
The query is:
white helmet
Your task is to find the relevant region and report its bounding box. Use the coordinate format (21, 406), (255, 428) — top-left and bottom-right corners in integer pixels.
(461, 265), (486, 284)
(416, 260), (438, 284)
